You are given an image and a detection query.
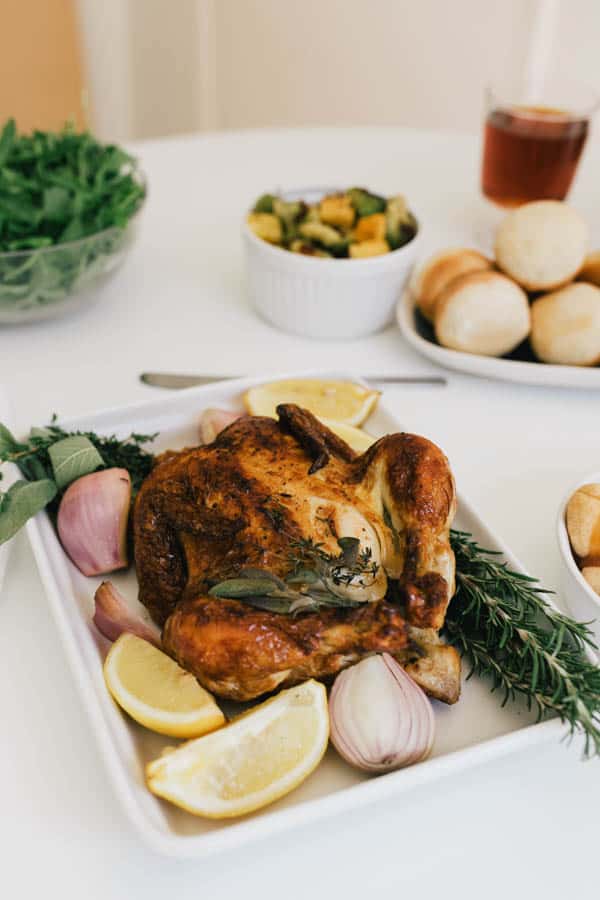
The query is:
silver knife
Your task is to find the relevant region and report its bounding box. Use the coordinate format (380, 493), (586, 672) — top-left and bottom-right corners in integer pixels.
(140, 372), (447, 389)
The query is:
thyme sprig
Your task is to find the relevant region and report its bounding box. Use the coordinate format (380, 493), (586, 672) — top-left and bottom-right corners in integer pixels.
(446, 529), (600, 757)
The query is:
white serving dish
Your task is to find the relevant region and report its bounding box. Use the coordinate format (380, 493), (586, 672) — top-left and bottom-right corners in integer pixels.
(22, 370), (566, 858)
(243, 188), (420, 340)
(397, 288), (600, 389)
(557, 473), (600, 645)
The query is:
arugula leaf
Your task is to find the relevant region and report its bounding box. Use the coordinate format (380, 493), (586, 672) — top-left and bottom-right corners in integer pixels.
(0, 478), (57, 543)
(48, 435), (104, 490)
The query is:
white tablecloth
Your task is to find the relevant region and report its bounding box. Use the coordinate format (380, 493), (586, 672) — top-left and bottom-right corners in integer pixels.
(1, 127), (599, 900)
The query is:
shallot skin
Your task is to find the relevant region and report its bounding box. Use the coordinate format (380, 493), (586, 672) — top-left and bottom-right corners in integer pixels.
(329, 653), (435, 773)
(93, 580), (161, 647)
(57, 468), (131, 576)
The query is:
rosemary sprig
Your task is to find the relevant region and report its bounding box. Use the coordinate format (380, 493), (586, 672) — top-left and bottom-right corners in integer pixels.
(446, 529), (600, 757)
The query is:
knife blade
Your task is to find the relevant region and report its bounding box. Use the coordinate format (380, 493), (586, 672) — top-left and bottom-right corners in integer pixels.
(140, 372), (447, 389)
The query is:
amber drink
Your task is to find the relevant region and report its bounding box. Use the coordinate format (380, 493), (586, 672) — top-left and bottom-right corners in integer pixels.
(482, 106), (589, 207)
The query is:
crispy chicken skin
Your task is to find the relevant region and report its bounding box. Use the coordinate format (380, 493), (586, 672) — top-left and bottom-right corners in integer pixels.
(133, 404), (459, 702)
(163, 596), (409, 701)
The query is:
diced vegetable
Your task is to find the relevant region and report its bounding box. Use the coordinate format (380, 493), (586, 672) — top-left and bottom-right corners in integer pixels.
(253, 193), (277, 214)
(247, 212), (282, 244)
(349, 239), (390, 258)
(319, 194), (355, 230)
(273, 198), (306, 241)
(353, 213), (387, 243)
(299, 220), (343, 248)
(247, 188), (416, 258)
(346, 187), (386, 218)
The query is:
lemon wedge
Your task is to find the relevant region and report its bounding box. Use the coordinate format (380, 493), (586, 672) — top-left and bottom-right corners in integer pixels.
(321, 419), (377, 453)
(243, 378), (380, 426)
(146, 680), (329, 818)
(104, 633), (225, 738)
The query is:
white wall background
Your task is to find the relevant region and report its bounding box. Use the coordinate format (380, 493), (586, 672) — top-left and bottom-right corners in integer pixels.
(76, 0), (600, 141)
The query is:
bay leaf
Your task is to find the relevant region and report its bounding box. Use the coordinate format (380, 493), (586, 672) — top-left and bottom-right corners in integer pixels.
(0, 478), (57, 544)
(48, 435), (104, 490)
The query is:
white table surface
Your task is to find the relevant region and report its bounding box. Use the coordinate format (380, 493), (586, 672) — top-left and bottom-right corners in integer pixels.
(1, 127), (599, 900)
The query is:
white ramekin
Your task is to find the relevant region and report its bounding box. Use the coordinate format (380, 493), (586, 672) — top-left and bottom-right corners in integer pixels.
(243, 187), (420, 340)
(556, 472), (600, 646)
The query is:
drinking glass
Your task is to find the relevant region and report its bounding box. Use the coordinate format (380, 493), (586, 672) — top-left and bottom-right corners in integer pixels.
(481, 81), (598, 207)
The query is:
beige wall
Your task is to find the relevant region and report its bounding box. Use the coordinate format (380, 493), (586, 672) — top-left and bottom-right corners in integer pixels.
(75, 0), (600, 141)
(0, 0), (85, 132)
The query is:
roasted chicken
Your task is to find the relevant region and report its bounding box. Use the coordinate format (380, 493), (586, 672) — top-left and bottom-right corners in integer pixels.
(133, 404), (459, 702)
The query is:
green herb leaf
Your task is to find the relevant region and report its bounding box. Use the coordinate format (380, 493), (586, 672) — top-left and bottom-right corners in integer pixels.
(0, 478), (56, 543)
(0, 423), (20, 455)
(209, 577), (281, 599)
(446, 529), (600, 758)
(48, 435), (104, 490)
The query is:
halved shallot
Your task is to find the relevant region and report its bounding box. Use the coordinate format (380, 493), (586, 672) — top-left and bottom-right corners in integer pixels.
(93, 581), (161, 647)
(57, 468), (131, 576)
(329, 653), (435, 772)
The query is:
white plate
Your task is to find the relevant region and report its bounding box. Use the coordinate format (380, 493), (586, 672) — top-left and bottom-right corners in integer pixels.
(23, 370), (564, 858)
(397, 288), (600, 389)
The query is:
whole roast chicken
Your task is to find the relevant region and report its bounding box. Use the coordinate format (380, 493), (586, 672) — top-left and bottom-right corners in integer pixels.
(133, 404), (460, 702)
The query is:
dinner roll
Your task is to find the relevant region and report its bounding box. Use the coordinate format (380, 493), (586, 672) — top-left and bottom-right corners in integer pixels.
(566, 483), (600, 559)
(530, 283), (600, 366)
(577, 251), (600, 287)
(582, 567), (600, 595)
(494, 201), (587, 291)
(411, 248), (492, 321)
(434, 270), (530, 357)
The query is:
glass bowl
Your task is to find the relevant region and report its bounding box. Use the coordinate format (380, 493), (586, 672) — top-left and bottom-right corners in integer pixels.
(0, 203), (145, 325)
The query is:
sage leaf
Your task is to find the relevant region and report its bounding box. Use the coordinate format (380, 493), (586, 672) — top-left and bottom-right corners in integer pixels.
(48, 435), (104, 490)
(209, 577), (281, 599)
(0, 478), (56, 544)
(0, 423), (20, 456)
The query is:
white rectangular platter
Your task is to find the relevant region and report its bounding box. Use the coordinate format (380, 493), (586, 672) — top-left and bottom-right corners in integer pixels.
(22, 370), (563, 858)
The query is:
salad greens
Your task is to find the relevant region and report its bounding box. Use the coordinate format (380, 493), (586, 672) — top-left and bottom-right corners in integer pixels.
(0, 119), (145, 314)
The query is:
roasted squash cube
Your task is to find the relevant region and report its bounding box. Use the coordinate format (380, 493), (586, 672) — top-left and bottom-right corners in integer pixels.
(349, 239), (390, 259)
(319, 194), (355, 229)
(247, 212), (283, 244)
(353, 213), (387, 243)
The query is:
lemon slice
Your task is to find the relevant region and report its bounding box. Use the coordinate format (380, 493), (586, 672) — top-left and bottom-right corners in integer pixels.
(146, 680), (329, 818)
(104, 634), (225, 738)
(244, 379), (380, 426)
(321, 419), (377, 453)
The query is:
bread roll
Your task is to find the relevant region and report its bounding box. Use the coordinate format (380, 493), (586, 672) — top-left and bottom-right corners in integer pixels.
(411, 248), (492, 321)
(566, 483), (600, 559)
(495, 201), (587, 291)
(577, 250), (600, 287)
(530, 283), (600, 366)
(581, 567), (600, 595)
(434, 270), (530, 356)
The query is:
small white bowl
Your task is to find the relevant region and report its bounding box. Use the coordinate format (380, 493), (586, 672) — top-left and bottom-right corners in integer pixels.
(243, 187), (420, 340)
(556, 472), (600, 645)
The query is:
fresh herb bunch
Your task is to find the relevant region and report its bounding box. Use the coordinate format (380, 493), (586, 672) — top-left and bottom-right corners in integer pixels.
(209, 536), (378, 614)
(0, 417), (155, 544)
(0, 119), (145, 251)
(0, 119), (145, 315)
(446, 529), (600, 757)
